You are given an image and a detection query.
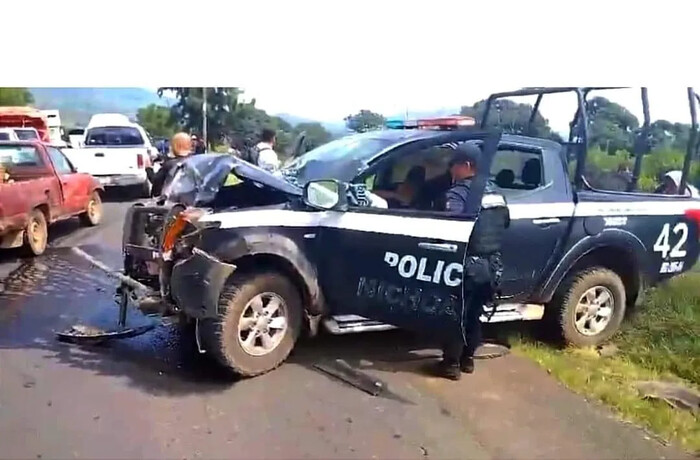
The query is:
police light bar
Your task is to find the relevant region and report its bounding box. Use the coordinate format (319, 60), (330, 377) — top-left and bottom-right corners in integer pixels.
(418, 116), (476, 128)
(385, 116), (476, 130)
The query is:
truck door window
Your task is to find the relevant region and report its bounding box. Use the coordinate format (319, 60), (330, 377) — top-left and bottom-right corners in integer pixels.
(357, 142), (467, 212)
(490, 148), (544, 195)
(47, 147), (74, 174)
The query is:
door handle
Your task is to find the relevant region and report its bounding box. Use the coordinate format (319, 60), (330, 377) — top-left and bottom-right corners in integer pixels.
(94, 152), (104, 157)
(533, 217), (560, 226)
(418, 242), (458, 253)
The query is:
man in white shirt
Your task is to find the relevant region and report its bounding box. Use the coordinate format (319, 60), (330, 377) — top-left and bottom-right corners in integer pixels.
(255, 128), (281, 172)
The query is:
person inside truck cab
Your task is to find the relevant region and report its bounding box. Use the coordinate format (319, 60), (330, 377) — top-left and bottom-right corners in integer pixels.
(655, 170), (700, 198)
(146, 132), (192, 197)
(375, 165), (426, 207)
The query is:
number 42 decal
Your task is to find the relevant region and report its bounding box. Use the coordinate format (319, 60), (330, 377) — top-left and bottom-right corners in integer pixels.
(653, 222), (689, 259)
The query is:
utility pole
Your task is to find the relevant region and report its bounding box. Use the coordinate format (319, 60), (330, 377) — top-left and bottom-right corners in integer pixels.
(202, 87), (208, 149)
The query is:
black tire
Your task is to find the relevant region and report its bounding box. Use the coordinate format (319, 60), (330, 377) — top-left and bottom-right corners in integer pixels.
(79, 191), (102, 226)
(24, 208), (48, 256)
(140, 181), (152, 199)
(200, 271), (303, 377)
(551, 267), (626, 347)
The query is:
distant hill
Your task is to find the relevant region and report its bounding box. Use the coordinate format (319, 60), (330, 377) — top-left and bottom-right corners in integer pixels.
(274, 112), (349, 136)
(30, 88), (173, 127)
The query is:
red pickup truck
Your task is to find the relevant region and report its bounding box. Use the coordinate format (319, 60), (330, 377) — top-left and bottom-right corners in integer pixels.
(0, 141), (104, 255)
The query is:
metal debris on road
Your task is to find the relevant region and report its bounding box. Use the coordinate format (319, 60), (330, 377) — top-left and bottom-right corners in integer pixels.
(70, 247), (154, 295)
(313, 359), (386, 396)
(56, 323), (156, 344)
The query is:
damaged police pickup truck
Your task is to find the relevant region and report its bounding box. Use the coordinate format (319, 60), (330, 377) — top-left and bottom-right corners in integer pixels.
(122, 98), (700, 378)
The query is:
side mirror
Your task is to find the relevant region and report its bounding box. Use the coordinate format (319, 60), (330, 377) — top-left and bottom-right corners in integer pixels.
(303, 179), (347, 211)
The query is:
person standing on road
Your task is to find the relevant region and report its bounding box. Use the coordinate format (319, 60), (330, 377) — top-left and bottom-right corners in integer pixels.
(255, 128), (281, 172)
(436, 143), (509, 381)
(146, 132), (192, 197)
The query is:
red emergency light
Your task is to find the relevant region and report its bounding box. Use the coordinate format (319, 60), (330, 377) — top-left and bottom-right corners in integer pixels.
(386, 116), (476, 131)
(417, 116), (476, 129)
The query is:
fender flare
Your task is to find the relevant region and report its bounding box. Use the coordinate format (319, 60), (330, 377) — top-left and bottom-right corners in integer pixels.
(537, 228), (649, 302)
(211, 231), (324, 315)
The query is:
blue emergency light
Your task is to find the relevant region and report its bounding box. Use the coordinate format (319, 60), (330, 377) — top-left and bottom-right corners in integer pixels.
(385, 116), (475, 130)
(385, 118), (418, 129)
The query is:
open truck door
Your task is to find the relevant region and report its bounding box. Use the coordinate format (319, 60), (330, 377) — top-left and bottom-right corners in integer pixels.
(303, 130), (502, 342)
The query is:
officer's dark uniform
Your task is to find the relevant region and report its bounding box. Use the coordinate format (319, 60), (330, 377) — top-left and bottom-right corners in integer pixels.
(438, 145), (509, 380)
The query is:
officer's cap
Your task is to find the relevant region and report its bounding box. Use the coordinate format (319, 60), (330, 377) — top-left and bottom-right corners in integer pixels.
(449, 142), (481, 167)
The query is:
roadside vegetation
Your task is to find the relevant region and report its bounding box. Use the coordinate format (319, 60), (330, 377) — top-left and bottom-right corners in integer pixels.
(512, 272), (700, 453)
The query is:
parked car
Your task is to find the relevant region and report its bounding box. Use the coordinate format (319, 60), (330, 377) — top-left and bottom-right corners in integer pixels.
(63, 114), (157, 198)
(0, 128), (19, 141)
(67, 128), (86, 149)
(0, 141), (104, 255)
(0, 126), (42, 142)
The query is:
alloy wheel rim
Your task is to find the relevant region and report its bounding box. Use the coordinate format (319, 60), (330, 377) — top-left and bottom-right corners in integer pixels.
(237, 292), (288, 356)
(574, 286), (614, 336)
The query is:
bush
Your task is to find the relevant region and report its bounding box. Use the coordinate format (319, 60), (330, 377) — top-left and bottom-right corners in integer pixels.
(583, 147), (700, 192)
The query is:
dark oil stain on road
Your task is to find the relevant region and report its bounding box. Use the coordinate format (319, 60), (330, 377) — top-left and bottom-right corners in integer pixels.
(0, 245), (236, 396)
(0, 243), (457, 402)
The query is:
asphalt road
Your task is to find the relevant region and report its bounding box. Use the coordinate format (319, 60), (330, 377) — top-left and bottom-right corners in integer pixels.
(0, 197), (692, 459)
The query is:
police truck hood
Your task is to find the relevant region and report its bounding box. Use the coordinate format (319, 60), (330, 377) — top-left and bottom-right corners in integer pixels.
(162, 153), (301, 206)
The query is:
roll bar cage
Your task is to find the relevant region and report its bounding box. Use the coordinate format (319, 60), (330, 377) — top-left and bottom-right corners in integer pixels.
(481, 87), (700, 194)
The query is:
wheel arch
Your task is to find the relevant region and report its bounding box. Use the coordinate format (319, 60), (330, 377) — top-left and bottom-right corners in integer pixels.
(539, 229), (648, 308)
(215, 232), (324, 316)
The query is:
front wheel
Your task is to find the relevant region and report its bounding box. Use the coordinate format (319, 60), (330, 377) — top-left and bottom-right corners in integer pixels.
(199, 271), (303, 377)
(551, 267), (626, 347)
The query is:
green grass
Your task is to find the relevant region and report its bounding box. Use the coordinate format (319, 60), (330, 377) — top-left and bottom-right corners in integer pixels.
(512, 272), (700, 453)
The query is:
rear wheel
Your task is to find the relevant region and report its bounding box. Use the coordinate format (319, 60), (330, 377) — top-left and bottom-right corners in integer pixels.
(200, 271), (303, 377)
(24, 209), (48, 256)
(79, 191), (102, 226)
(551, 267), (626, 347)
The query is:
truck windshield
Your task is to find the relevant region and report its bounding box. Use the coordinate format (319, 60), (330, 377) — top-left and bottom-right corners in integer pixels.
(282, 133), (393, 185)
(85, 127), (144, 146)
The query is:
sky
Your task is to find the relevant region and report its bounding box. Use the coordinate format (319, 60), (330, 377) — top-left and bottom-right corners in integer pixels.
(6, 0), (699, 136)
(237, 85), (699, 135)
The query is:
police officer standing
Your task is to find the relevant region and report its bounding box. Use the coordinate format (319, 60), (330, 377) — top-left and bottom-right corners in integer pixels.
(436, 142), (509, 381)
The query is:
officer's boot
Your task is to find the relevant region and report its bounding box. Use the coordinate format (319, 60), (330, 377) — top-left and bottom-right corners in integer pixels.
(460, 345), (476, 374)
(436, 342), (463, 381)
(436, 359), (461, 381)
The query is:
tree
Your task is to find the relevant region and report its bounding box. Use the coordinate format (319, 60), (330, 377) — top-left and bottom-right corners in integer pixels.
(344, 110), (385, 133)
(649, 120), (691, 152)
(293, 122), (331, 151)
(585, 96), (639, 154)
(136, 104), (177, 138)
(459, 99), (559, 140)
(0, 88), (34, 106)
(158, 87), (240, 144)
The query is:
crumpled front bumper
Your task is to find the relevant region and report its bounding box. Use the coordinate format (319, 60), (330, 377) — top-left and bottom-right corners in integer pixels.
(170, 248), (236, 319)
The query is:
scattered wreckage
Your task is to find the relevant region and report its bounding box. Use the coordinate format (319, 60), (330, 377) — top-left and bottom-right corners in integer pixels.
(64, 87), (700, 379)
